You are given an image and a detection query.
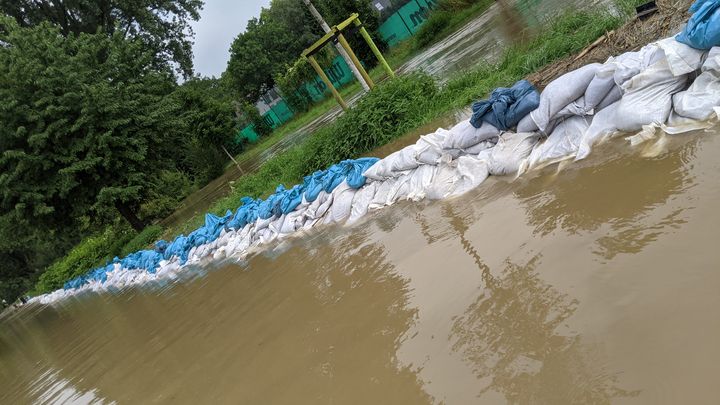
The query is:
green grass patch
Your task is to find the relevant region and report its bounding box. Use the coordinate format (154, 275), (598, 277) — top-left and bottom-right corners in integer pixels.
(32, 224), (164, 295)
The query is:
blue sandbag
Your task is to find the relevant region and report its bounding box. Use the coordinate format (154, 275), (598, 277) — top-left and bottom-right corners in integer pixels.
(677, 0), (720, 49)
(121, 250), (164, 274)
(227, 197), (260, 230)
(155, 240), (168, 253)
(346, 158), (379, 189)
(60, 157), (382, 291)
(279, 184), (305, 214)
(470, 80), (540, 130)
(303, 170), (327, 202)
(257, 185), (286, 219)
(164, 235), (191, 262)
(322, 165), (347, 193)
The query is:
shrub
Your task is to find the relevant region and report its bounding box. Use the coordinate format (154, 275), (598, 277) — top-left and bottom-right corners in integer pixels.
(414, 11), (453, 49)
(33, 226), (135, 294)
(120, 225), (164, 257)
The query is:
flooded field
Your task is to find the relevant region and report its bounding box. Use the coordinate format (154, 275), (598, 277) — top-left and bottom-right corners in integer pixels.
(3, 125), (720, 403)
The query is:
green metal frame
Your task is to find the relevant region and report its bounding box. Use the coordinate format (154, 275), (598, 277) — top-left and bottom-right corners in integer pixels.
(301, 13), (395, 110)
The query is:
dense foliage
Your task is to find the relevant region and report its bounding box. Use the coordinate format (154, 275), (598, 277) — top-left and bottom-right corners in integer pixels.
(0, 5), (239, 304)
(0, 0), (202, 77)
(226, 0), (384, 101)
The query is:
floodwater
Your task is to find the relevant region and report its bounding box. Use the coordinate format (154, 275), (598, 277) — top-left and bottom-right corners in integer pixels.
(397, 0), (611, 79)
(3, 125), (720, 403)
(161, 0), (614, 229)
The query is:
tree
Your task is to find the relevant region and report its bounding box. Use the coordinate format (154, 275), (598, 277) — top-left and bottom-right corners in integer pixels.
(226, 0), (321, 100)
(172, 77), (240, 183)
(0, 0), (202, 77)
(0, 17), (183, 232)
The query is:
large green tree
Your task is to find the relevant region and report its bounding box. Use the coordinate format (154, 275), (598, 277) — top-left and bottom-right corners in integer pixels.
(226, 0), (322, 101)
(172, 77), (240, 183)
(0, 0), (202, 77)
(0, 17), (182, 232)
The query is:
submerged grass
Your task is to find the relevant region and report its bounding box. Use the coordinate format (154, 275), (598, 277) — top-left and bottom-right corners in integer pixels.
(414, 0), (495, 50)
(33, 7), (630, 295)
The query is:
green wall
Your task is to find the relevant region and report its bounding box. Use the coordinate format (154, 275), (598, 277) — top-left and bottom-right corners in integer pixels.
(378, 0), (439, 46)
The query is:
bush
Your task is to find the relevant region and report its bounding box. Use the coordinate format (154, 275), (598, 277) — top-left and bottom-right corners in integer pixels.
(120, 225), (164, 257)
(140, 170), (194, 221)
(414, 11), (453, 49)
(33, 226), (135, 294)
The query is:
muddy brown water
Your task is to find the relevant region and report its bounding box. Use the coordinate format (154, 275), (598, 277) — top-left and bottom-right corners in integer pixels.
(3, 125), (720, 403)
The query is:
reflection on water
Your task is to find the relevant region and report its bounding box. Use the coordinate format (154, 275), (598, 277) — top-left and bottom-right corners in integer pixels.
(514, 136), (698, 260)
(3, 128), (720, 403)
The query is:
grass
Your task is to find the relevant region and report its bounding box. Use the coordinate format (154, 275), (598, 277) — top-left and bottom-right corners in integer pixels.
(32, 6), (630, 296)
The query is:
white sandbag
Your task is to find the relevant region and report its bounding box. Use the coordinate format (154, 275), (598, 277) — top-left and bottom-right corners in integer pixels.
(575, 101), (620, 160)
(451, 155), (490, 196)
(415, 130), (446, 165)
(463, 138), (498, 155)
(672, 47), (720, 121)
(614, 56), (690, 132)
(369, 177), (397, 209)
(487, 132), (540, 176)
(524, 115), (591, 171)
(516, 113), (539, 132)
(584, 72), (616, 111)
(405, 164), (437, 201)
(254, 216), (273, 231)
(607, 44), (664, 87)
(268, 214), (287, 235)
(384, 173), (413, 204)
(425, 159), (462, 200)
(655, 37), (706, 76)
(442, 120), (501, 150)
(347, 182), (378, 224)
(530, 63), (601, 133)
(664, 111), (717, 133)
(596, 84), (622, 111)
(304, 190), (333, 224)
(363, 145), (419, 180)
(328, 181), (356, 224)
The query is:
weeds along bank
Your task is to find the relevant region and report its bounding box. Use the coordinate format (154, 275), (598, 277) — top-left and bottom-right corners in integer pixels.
(31, 3), (667, 298)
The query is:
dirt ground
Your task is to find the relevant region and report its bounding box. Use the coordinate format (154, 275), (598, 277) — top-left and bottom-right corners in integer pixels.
(527, 0), (695, 89)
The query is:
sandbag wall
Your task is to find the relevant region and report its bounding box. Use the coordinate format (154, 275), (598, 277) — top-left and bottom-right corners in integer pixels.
(33, 1), (720, 304)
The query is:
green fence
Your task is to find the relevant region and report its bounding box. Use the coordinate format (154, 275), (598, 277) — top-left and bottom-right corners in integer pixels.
(378, 0), (439, 47)
(301, 55), (356, 102)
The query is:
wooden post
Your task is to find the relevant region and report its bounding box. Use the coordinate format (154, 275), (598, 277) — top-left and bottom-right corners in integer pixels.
(306, 55), (348, 110)
(336, 33), (375, 89)
(354, 20), (395, 78)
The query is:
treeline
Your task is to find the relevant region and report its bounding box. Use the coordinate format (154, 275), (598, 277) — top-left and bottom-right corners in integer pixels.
(0, 0), (385, 304)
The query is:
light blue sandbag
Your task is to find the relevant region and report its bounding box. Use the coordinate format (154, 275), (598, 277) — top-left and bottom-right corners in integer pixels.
(676, 0), (720, 49)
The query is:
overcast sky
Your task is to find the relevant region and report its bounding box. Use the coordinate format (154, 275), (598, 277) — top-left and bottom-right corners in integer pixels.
(190, 0), (272, 78)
